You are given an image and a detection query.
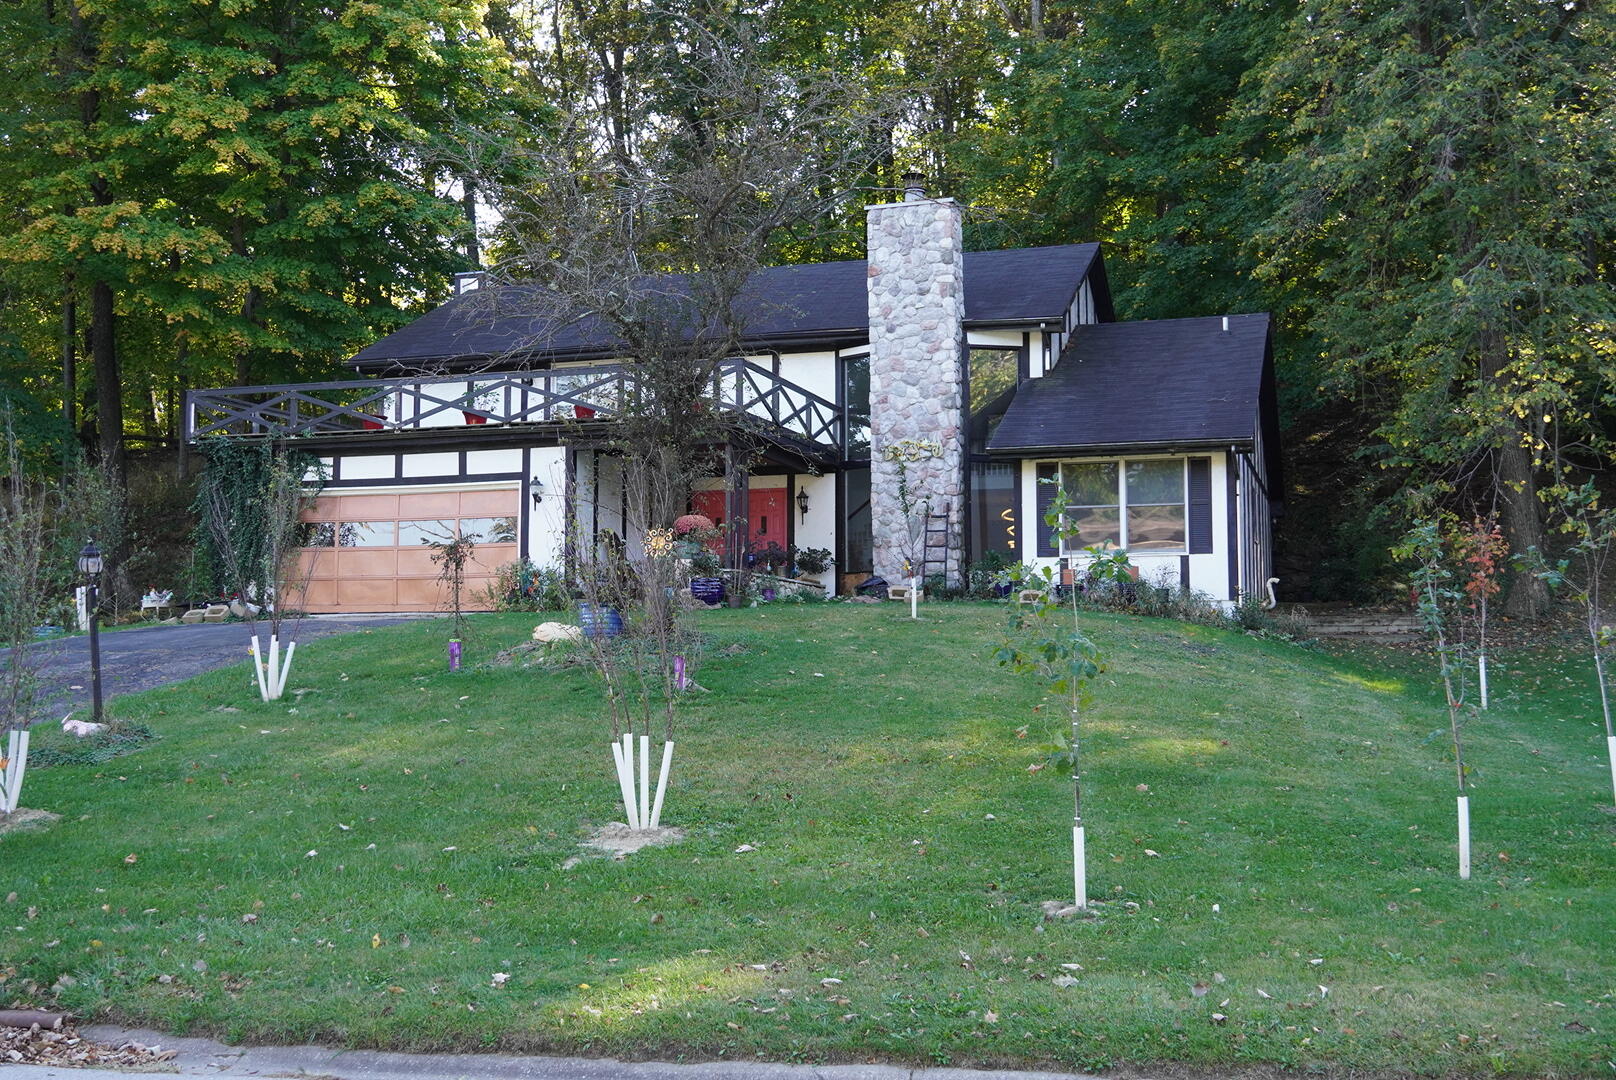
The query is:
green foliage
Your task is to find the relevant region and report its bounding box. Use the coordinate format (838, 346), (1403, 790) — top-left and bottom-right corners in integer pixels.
(482, 559), (571, 613)
(0, 0), (526, 461)
(192, 440), (324, 607)
(27, 721), (156, 768)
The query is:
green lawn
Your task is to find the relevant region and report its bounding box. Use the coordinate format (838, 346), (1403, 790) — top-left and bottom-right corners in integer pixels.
(2, 604), (1612, 1076)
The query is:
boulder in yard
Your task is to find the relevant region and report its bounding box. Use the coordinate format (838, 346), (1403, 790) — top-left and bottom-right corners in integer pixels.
(532, 621), (584, 644)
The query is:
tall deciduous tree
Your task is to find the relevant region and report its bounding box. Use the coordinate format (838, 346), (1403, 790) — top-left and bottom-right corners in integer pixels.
(0, 0), (522, 467)
(1252, 0), (1616, 617)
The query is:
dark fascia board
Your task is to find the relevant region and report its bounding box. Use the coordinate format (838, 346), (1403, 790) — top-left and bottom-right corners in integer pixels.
(987, 437), (1255, 458)
(349, 328), (871, 375)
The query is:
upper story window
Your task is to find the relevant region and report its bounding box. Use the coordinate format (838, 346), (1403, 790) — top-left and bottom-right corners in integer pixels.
(842, 353), (870, 460)
(1057, 458), (1188, 554)
(967, 347), (1020, 456)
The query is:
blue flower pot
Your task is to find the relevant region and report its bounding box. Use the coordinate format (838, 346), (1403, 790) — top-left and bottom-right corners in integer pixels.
(690, 577), (725, 605)
(578, 602), (623, 638)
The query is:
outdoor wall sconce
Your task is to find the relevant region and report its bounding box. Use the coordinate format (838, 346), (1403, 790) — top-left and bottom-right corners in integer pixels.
(796, 488), (810, 519)
(529, 477), (545, 509)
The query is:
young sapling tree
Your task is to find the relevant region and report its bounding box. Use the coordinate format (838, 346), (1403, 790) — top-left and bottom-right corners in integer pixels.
(1396, 519), (1476, 879)
(1529, 480), (1616, 804)
(197, 442), (324, 701)
(0, 424), (68, 817)
(1454, 515), (1507, 708)
(995, 485), (1106, 908)
(429, 532), (477, 670)
(880, 438), (940, 618)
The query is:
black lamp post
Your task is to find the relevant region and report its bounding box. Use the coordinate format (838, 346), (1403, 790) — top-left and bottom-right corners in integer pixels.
(77, 542), (104, 724)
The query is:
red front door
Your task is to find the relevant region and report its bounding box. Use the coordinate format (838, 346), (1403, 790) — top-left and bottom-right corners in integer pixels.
(690, 488), (788, 555)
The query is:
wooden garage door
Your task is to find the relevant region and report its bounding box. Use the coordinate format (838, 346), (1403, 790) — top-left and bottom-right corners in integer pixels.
(291, 488), (519, 614)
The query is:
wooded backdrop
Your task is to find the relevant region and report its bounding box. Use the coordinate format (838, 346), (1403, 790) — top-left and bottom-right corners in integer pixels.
(1, 0), (1610, 607)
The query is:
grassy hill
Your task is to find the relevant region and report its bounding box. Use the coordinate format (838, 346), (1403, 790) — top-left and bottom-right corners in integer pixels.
(2, 604), (1611, 1077)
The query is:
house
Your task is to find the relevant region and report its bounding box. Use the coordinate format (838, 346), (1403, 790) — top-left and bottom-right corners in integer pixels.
(184, 178), (1280, 612)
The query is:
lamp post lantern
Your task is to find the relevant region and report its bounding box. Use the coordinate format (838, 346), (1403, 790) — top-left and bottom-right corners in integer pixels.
(77, 542), (105, 724)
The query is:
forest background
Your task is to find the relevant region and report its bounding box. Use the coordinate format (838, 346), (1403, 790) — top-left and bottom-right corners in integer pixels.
(0, 0), (1610, 609)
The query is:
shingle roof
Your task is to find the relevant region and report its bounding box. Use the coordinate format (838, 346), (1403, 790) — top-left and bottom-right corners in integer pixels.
(988, 313), (1272, 454)
(351, 244), (1101, 371)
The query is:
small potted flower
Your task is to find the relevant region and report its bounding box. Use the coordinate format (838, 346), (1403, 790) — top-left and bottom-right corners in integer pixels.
(462, 385), (501, 425)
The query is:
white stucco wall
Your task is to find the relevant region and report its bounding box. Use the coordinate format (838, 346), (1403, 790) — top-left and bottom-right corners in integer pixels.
(792, 472), (838, 590)
(526, 446), (568, 568)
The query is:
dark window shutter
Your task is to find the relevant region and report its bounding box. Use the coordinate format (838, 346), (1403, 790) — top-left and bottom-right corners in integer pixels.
(1036, 462), (1060, 556)
(1188, 457), (1213, 554)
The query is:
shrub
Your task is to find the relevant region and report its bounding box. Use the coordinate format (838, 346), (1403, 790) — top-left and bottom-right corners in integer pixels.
(482, 559), (571, 612)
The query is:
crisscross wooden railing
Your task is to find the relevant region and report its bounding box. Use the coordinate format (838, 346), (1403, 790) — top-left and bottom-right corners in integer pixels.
(185, 359), (843, 455)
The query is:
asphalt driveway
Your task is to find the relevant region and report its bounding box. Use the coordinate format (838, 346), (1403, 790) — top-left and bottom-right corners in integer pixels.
(17, 615), (421, 719)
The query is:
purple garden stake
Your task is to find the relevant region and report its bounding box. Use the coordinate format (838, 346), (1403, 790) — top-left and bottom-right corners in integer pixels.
(448, 639), (461, 671)
(674, 655), (687, 690)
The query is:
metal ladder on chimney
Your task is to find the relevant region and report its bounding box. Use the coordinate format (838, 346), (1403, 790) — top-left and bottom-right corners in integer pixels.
(919, 503), (950, 584)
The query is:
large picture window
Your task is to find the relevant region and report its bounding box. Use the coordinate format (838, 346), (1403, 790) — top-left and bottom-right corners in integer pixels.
(1055, 458), (1187, 554)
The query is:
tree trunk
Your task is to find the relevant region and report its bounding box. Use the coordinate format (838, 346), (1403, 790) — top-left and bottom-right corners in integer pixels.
(1480, 333), (1548, 619)
(90, 278), (123, 479)
(60, 272), (76, 436)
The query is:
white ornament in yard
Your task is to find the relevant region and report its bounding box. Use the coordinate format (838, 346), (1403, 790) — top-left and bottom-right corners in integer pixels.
(533, 622), (584, 643)
(61, 714), (107, 738)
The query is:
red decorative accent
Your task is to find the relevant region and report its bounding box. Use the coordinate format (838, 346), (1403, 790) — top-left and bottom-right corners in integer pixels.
(360, 414), (385, 430)
(462, 411), (489, 425)
(574, 405), (596, 420)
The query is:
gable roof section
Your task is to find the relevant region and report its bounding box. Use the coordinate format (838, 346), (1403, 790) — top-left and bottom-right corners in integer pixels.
(988, 313), (1272, 455)
(350, 244), (1101, 372)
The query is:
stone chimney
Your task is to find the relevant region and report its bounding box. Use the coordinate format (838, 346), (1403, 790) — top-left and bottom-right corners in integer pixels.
(865, 175), (965, 586)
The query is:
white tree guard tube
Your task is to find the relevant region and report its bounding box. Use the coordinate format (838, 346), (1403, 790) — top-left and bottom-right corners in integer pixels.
(1457, 795), (1471, 880)
(1, 729), (29, 815)
(1479, 655), (1489, 709)
(648, 741), (674, 828)
(1073, 824), (1087, 909)
(1607, 736), (1616, 807)
(638, 735), (651, 832)
(611, 738), (640, 829)
(268, 634), (281, 698)
(279, 641), (297, 699)
(248, 637), (271, 701)
(910, 576), (919, 620)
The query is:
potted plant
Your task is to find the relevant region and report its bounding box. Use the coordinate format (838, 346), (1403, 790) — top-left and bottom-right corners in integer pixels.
(752, 541), (790, 575)
(792, 545), (833, 578)
(688, 549), (724, 604)
(462, 385), (500, 425)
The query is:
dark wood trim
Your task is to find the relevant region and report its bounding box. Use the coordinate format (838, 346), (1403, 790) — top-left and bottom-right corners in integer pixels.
(1225, 451), (1240, 601)
(785, 473), (797, 560)
(518, 448), (531, 559)
(1179, 554), (1190, 592)
(323, 472), (524, 490)
(563, 444), (577, 571)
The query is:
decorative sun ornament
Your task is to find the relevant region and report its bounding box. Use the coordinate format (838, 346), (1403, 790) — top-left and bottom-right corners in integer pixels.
(643, 527), (676, 558)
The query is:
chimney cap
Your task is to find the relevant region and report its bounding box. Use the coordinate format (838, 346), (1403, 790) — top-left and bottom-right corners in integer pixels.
(902, 171), (927, 202)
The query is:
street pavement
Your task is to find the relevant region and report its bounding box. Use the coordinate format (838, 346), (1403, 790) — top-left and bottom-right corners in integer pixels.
(1, 1026), (1106, 1080)
(19, 615), (420, 717)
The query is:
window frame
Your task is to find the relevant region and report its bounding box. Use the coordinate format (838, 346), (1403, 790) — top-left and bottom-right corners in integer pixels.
(1051, 456), (1190, 557)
